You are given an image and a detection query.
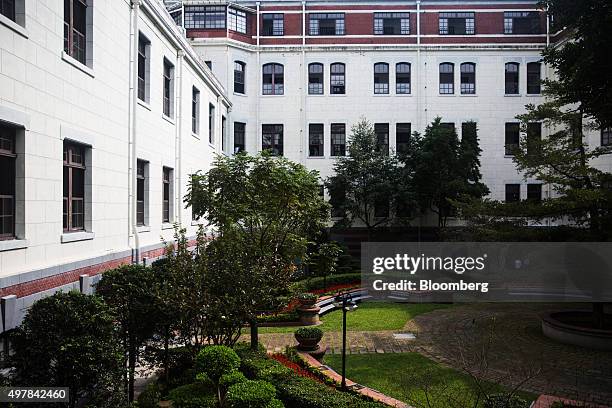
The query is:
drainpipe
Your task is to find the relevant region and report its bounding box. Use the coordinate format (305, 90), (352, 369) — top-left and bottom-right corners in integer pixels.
(175, 50), (184, 225)
(416, 0), (422, 132)
(256, 1), (261, 153)
(129, 0), (141, 264)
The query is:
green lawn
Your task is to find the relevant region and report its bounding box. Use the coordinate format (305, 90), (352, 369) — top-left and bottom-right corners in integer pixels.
(258, 302), (451, 334)
(324, 353), (537, 408)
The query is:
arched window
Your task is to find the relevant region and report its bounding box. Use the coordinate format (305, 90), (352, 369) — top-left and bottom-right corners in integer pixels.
(460, 63), (476, 94)
(373, 63), (389, 94)
(234, 61), (246, 94)
(439, 63), (454, 94)
(262, 63), (284, 95)
(526, 62), (541, 94)
(330, 63), (345, 94)
(396, 63), (411, 94)
(505, 62), (520, 94)
(308, 63), (324, 95)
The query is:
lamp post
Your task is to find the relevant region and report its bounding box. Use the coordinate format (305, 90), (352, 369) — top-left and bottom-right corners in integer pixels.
(333, 291), (358, 390)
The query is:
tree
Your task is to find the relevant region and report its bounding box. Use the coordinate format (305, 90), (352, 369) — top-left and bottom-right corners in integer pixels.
(326, 119), (410, 238)
(538, 0), (612, 127)
(96, 265), (160, 403)
(408, 118), (488, 227)
(10, 292), (125, 408)
(186, 153), (329, 349)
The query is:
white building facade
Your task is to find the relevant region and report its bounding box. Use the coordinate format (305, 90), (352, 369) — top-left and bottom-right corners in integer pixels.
(0, 0), (229, 330)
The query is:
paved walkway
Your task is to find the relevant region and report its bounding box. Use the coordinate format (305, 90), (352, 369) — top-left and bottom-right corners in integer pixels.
(254, 303), (612, 406)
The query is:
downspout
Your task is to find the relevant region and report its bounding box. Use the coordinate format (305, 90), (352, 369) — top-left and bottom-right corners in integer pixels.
(256, 1), (261, 153)
(175, 50), (184, 224)
(416, 0), (422, 132)
(129, 0), (141, 264)
(301, 0), (306, 163)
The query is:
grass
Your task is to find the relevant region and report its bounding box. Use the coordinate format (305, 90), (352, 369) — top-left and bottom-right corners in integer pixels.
(258, 302), (451, 334)
(324, 353), (537, 408)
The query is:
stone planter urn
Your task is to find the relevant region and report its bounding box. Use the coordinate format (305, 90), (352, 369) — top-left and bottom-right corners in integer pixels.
(295, 327), (323, 352)
(297, 293), (320, 325)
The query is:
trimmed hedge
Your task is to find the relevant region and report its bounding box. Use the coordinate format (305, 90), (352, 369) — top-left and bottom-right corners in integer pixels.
(291, 273), (361, 293)
(226, 380), (277, 408)
(196, 345), (240, 383)
(167, 382), (217, 408)
(236, 348), (386, 408)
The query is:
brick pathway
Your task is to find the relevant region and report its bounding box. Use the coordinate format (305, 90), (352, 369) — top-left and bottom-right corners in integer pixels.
(253, 303), (612, 406)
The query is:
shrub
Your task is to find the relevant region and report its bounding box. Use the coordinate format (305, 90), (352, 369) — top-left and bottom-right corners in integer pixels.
(265, 398), (285, 408)
(298, 293), (318, 302)
(257, 310), (299, 324)
(196, 345), (241, 383)
(219, 370), (247, 390)
(136, 382), (161, 408)
(291, 273), (361, 293)
(167, 382), (217, 408)
(226, 380), (277, 408)
(295, 327), (323, 340)
(484, 394), (530, 408)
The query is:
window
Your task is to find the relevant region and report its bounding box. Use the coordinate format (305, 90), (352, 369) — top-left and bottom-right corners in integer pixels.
(527, 184), (542, 203)
(262, 124), (283, 156)
(0, 127), (16, 240)
(504, 11), (541, 34)
(234, 61), (246, 94)
(439, 12), (475, 35)
(0, 0), (16, 22)
(308, 63), (324, 95)
(137, 35), (151, 102)
(374, 63), (389, 94)
(63, 0), (88, 64)
(602, 127), (612, 147)
(309, 13), (344, 36)
(375, 124), (389, 155)
(309, 124), (324, 157)
(192, 87), (200, 134)
(262, 63), (284, 95)
(136, 160), (147, 226)
(330, 63), (345, 95)
(222, 116), (227, 153)
(184, 6), (226, 29)
(505, 123), (520, 156)
(396, 123), (411, 154)
(505, 62), (519, 95)
(208, 104), (215, 144)
(527, 62), (541, 94)
(205, 60), (212, 70)
(228, 8), (247, 34)
(527, 123), (542, 157)
(63, 142), (86, 232)
(262, 13), (283, 36)
(331, 123), (346, 156)
(396, 63), (411, 94)
(163, 59), (174, 117)
(505, 184), (521, 203)
(374, 13), (409, 35)
(460, 63), (476, 94)
(162, 167), (172, 223)
(234, 122), (246, 153)
(439, 63), (454, 94)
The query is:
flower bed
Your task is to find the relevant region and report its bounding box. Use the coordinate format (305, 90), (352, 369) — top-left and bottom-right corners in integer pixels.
(269, 354), (324, 384)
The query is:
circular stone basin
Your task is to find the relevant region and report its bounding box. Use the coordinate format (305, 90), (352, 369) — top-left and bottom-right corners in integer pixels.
(541, 311), (612, 351)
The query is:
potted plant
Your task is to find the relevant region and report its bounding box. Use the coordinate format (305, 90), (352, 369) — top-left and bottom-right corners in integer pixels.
(294, 327), (323, 351)
(297, 292), (318, 307)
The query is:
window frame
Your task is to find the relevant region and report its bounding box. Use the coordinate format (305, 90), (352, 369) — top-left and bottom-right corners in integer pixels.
(505, 123), (520, 156)
(374, 123), (389, 155)
(262, 13), (284, 36)
(63, 142), (86, 232)
(262, 63), (284, 95)
(0, 0), (16, 22)
(330, 63), (346, 95)
(308, 124), (324, 157)
(330, 123), (346, 157)
(184, 5), (226, 30)
(209, 104), (215, 144)
(0, 129), (16, 240)
(396, 62), (411, 94)
(309, 13), (345, 36)
(234, 122), (246, 153)
(192, 86), (200, 135)
(505, 62), (520, 95)
(262, 124), (284, 156)
(373, 12), (410, 35)
(63, 0), (88, 65)
(439, 12), (475, 35)
(228, 7), (247, 34)
(526, 62), (541, 95)
(374, 63), (389, 95)
(504, 11), (541, 35)
(439, 62), (455, 94)
(505, 184), (521, 203)
(527, 184), (542, 203)
(137, 34), (151, 103)
(234, 61), (246, 94)
(396, 123), (411, 154)
(136, 160), (147, 227)
(460, 62), (476, 95)
(163, 59), (175, 118)
(308, 63), (324, 95)
(162, 167), (172, 223)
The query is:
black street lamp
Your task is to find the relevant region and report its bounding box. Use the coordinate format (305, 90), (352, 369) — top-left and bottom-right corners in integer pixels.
(333, 291), (358, 390)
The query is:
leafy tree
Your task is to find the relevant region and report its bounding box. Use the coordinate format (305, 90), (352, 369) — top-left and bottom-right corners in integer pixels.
(186, 153), (329, 349)
(10, 292), (125, 408)
(308, 241), (342, 291)
(408, 118), (488, 227)
(326, 119), (410, 238)
(539, 0), (612, 127)
(96, 264), (160, 403)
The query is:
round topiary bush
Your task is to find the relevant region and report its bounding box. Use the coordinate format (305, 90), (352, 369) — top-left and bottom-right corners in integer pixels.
(219, 370), (247, 390)
(168, 382), (217, 408)
(294, 327), (323, 340)
(265, 398), (285, 408)
(483, 394), (529, 408)
(226, 380), (277, 408)
(196, 345), (241, 384)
